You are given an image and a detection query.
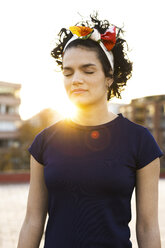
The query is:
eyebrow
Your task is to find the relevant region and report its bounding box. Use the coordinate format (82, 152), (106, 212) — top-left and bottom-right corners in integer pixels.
(63, 63), (96, 70)
(82, 63), (96, 68)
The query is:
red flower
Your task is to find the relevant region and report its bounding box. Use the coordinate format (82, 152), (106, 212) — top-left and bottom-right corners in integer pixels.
(101, 26), (116, 51)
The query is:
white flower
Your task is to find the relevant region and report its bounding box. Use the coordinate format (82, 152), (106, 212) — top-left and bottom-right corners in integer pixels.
(107, 26), (115, 33)
(90, 29), (101, 41)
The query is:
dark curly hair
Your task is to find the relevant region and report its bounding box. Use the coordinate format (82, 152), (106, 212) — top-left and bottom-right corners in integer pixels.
(51, 13), (133, 101)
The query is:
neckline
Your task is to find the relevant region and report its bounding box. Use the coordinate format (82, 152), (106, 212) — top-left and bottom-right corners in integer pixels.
(65, 113), (124, 130)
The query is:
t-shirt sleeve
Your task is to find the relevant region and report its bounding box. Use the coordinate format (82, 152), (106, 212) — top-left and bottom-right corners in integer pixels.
(28, 129), (46, 165)
(136, 127), (164, 170)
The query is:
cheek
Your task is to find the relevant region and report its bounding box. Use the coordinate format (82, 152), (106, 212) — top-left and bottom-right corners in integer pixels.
(63, 78), (71, 92)
(94, 75), (107, 91)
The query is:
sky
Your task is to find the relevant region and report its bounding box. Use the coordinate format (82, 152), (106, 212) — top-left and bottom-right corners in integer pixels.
(0, 0), (165, 120)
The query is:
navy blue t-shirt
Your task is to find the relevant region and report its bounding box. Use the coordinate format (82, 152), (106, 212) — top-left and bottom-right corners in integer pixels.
(28, 113), (163, 248)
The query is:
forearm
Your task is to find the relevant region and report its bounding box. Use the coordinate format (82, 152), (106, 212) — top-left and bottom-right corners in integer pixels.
(17, 218), (45, 248)
(136, 225), (161, 248)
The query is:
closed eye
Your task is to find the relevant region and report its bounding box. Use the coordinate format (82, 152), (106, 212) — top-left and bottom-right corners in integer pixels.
(63, 74), (72, 77)
(84, 71), (94, 74)
(62, 71), (73, 77)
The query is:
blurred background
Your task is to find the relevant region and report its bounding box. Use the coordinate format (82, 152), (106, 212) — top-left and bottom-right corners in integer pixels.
(0, 0), (165, 247)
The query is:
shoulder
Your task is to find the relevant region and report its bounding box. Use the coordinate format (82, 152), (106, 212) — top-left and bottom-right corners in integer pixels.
(36, 118), (66, 139)
(30, 119), (66, 149)
(28, 119), (66, 164)
(121, 114), (149, 137)
(120, 115), (159, 153)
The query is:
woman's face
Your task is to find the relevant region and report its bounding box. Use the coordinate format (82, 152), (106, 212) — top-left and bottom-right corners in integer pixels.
(62, 46), (113, 108)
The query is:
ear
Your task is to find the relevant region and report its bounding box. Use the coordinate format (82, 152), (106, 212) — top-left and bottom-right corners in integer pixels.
(106, 77), (113, 88)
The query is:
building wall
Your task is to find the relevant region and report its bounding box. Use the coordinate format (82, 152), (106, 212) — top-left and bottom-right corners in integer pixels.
(0, 81), (22, 148)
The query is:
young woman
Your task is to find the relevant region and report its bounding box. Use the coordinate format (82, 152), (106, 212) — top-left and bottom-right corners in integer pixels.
(17, 14), (163, 248)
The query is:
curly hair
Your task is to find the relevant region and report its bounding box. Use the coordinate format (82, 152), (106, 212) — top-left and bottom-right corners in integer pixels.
(51, 13), (133, 101)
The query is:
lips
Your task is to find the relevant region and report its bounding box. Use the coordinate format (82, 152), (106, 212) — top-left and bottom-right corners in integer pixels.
(71, 89), (87, 94)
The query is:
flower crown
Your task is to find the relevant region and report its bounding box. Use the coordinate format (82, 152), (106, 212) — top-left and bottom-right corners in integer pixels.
(63, 25), (116, 70)
(69, 26), (116, 51)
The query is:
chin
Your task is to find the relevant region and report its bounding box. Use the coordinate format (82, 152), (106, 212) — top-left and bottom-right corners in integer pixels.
(70, 98), (90, 108)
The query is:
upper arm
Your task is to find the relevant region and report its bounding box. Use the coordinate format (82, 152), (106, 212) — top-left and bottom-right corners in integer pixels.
(25, 155), (48, 226)
(135, 157), (160, 228)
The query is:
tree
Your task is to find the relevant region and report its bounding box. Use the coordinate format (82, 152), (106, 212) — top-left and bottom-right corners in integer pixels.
(0, 108), (61, 171)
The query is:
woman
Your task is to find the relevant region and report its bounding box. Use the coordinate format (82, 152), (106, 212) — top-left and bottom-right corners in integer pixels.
(18, 14), (163, 248)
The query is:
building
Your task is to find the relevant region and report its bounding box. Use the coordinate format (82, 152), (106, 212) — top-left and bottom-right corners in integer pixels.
(120, 95), (165, 168)
(0, 81), (22, 149)
(108, 102), (128, 114)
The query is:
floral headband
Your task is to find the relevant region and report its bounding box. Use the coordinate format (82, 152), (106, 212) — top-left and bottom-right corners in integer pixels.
(63, 25), (116, 71)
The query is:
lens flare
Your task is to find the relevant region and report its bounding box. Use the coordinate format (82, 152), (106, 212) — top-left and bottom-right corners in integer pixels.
(91, 130), (100, 139)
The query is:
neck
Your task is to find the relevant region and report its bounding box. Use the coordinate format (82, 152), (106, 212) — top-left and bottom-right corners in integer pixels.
(71, 101), (117, 126)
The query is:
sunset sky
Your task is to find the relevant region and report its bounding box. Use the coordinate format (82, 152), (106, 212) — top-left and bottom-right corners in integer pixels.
(0, 0), (165, 120)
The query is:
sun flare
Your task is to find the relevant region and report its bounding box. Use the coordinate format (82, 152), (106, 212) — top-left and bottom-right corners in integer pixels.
(55, 99), (77, 119)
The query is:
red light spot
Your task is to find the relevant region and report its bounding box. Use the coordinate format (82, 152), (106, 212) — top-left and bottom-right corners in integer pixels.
(91, 130), (100, 139)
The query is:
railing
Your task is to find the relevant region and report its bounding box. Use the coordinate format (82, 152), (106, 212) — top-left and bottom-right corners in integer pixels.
(0, 172), (30, 183)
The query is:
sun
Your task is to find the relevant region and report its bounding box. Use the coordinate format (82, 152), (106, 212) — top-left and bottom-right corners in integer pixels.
(55, 98), (77, 119)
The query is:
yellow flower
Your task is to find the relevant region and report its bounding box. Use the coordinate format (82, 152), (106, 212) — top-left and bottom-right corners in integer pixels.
(69, 26), (93, 37)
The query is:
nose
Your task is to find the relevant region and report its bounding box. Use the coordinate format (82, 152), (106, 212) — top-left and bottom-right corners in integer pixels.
(72, 71), (83, 85)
